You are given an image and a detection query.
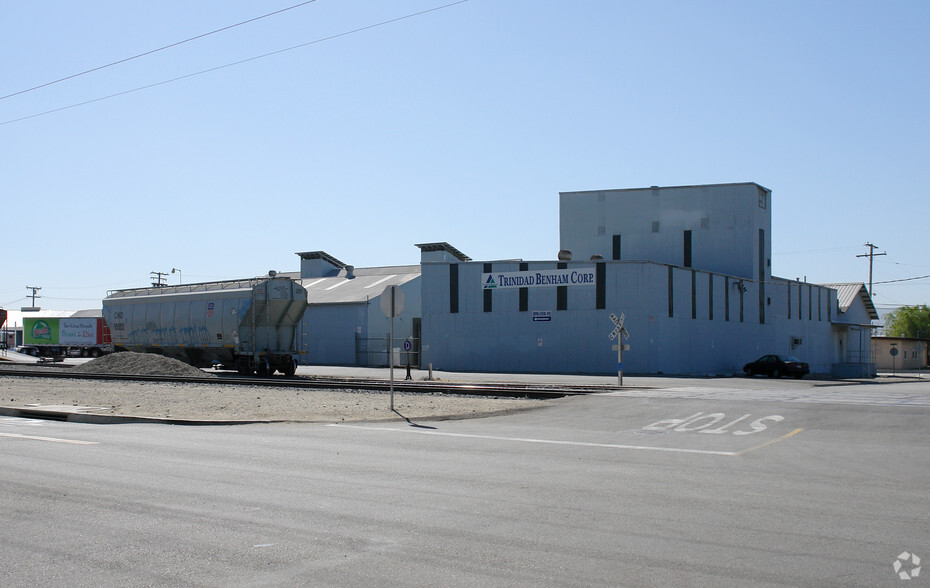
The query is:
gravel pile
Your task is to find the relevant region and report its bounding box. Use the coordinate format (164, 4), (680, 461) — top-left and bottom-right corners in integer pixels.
(72, 352), (211, 377)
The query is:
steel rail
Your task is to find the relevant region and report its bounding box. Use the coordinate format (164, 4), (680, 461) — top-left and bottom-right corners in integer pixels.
(0, 367), (618, 399)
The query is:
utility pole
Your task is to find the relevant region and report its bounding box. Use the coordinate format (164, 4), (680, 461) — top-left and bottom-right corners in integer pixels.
(150, 271), (168, 287)
(25, 285), (42, 309)
(857, 242), (886, 296)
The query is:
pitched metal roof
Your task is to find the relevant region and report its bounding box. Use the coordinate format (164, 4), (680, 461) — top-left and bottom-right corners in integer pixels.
(299, 265), (420, 305)
(820, 282), (879, 320)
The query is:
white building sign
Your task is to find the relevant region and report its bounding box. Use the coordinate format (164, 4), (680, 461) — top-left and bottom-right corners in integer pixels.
(482, 267), (596, 290)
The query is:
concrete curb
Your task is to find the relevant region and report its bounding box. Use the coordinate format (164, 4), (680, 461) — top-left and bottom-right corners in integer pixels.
(0, 406), (277, 426)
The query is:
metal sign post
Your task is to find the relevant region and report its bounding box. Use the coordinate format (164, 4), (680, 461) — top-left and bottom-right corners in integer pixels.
(608, 312), (630, 386)
(381, 285), (405, 411)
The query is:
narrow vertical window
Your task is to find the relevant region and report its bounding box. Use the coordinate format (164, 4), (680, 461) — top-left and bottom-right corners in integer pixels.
(483, 263), (492, 312)
(612, 234), (622, 260)
(556, 262), (568, 311)
(449, 264), (459, 314)
(725, 276), (730, 321)
(708, 274), (713, 320)
(596, 262), (606, 310)
(798, 285), (802, 321)
(788, 283), (792, 319)
(691, 270), (697, 319)
(759, 229), (765, 325)
(739, 283), (745, 323)
(683, 230), (692, 268)
(807, 284), (814, 320)
(668, 266), (674, 318)
(519, 262), (528, 312)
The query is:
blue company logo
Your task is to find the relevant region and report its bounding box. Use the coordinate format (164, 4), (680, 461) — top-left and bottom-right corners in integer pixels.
(484, 274), (497, 289)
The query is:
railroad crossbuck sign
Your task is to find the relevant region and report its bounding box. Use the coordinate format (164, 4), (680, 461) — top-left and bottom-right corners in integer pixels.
(608, 313), (630, 341)
(608, 313), (631, 386)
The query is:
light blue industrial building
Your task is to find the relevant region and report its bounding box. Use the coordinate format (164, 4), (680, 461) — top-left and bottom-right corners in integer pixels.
(417, 183), (876, 376)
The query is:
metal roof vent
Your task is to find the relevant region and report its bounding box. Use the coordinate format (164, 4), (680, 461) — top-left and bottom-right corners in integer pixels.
(557, 250), (572, 261)
(345, 265), (356, 279)
(268, 270), (277, 278)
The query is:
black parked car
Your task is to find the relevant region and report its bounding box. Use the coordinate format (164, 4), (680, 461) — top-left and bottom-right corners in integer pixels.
(743, 354), (809, 379)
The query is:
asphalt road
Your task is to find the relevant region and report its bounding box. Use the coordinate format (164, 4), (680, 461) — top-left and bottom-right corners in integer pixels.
(1, 378), (928, 587)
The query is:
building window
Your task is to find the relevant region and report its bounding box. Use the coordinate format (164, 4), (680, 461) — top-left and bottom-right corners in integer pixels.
(449, 264), (459, 314)
(483, 263), (492, 312)
(708, 274), (713, 320)
(557, 262), (568, 311)
(596, 262), (606, 310)
(725, 276), (730, 321)
(758, 229), (765, 325)
(684, 230), (692, 268)
(798, 285), (803, 321)
(612, 234), (621, 260)
(519, 262), (528, 312)
(691, 270), (697, 319)
(739, 281), (745, 323)
(807, 285), (814, 320)
(668, 266), (674, 318)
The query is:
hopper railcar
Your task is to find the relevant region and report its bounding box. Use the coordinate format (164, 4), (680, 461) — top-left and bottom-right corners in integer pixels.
(103, 274), (309, 376)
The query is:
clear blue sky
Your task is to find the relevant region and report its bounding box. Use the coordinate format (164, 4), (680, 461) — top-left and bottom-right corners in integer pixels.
(2, 1), (928, 314)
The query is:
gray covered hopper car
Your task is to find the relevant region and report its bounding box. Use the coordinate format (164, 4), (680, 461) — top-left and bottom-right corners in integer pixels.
(103, 275), (309, 376)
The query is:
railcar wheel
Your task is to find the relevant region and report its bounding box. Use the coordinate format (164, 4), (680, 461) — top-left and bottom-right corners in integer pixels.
(282, 357), (296, 377)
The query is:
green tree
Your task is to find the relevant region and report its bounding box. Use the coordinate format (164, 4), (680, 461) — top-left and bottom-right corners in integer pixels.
(883, 304), (930, 338)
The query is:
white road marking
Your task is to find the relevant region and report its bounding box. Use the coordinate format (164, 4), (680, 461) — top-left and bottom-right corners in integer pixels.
(327, 424), (738, 456)
(599, 386), (930, 407)
(0, 432), (98, 445)
(1, 417), (46, 426)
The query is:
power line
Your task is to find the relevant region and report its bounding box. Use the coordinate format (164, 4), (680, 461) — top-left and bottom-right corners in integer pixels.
(1, 0), (471, 127)
(874, 274), (930, 285)
(774, 245), (861, 255)
(0, 1), (318, 101)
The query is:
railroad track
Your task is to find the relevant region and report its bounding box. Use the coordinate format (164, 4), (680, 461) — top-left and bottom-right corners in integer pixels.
(0, 367), (619, 399)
